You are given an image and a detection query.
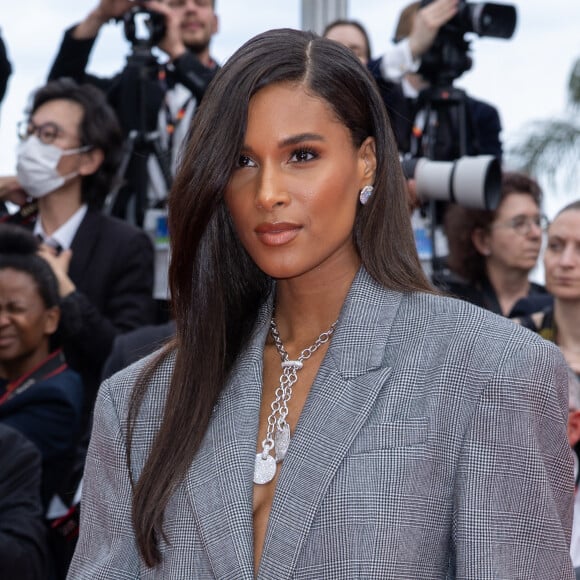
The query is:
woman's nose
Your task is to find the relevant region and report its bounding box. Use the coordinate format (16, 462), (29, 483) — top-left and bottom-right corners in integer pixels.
(255, 165), (290, 210)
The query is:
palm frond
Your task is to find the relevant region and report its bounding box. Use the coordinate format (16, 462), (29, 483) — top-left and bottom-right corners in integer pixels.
(507, 119), (580, 189)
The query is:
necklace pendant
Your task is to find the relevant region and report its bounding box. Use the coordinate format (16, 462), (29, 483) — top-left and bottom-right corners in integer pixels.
(274, 422), (291, 463)
(254, 452), (277, 484)
(282, 360), (303, 370)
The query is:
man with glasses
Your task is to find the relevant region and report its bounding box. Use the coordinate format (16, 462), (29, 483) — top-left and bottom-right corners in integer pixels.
(440, 171), (553, 317)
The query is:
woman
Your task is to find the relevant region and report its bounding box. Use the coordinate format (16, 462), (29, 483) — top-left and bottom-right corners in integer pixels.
(69, 29), (574, 578)
(0, 224), (83, 506)
(520, 201), (580, 376)
(442, 171), (550, 316)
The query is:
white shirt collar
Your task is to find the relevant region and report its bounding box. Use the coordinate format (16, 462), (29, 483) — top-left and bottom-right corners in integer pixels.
(34, 204), (88, 250)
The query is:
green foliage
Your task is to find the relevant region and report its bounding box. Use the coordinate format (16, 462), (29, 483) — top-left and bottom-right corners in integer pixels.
(508, 57), (580, 191)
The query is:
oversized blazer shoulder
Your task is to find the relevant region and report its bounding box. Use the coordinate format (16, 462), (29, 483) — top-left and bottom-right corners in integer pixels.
(68, 268), (575, 579)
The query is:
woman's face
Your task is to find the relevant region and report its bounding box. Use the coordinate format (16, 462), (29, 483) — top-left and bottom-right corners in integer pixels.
(544, 209), (580, 300)
(224, 82), (376, 282)
(483, 192), (543, 273)
(0, 268), (59, 375)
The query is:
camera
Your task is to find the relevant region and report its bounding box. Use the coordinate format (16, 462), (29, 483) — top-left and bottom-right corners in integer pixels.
(401, 155), (501, 211)
(418, 1), (517, 85)
(123, 6), (166, 49)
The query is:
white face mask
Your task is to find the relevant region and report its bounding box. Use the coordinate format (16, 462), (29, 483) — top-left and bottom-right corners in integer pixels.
(16, 135), (91, 199)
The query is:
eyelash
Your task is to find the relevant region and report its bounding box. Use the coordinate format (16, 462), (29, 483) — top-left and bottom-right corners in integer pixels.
(236, 155), (254, 168)
(289, 147), (318, 163)
(236, 147), (319, 169)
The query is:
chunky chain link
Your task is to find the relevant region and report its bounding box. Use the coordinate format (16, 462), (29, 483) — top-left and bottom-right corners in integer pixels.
(259, 316), (338, 459)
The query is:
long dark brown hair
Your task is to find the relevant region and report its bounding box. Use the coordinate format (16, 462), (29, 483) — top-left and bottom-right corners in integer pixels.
(128, 28), (432, 566)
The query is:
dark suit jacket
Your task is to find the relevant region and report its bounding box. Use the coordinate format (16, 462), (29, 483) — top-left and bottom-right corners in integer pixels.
(48, 26), (218, 136)
(0, 424), (49, 580)
(368, 57), (502, 160)
(101, 320), (175, 381)
(0, 367), (84, 505)
(58, 210), (155, 404)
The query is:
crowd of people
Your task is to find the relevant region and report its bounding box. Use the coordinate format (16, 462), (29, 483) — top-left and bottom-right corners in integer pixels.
(0, 1), (578, 578)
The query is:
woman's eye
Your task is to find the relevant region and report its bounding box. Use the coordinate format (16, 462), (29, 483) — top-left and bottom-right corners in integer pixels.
(237, 155), (255, 168)
(290, 148), (317, 163)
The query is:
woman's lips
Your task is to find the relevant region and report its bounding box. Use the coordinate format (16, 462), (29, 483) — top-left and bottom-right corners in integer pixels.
(0, 335), (15, 348)
(255, 222), (302, 246)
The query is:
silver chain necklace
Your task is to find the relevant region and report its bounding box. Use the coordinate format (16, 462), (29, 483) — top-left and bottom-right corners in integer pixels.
(253, 316), (338, 485)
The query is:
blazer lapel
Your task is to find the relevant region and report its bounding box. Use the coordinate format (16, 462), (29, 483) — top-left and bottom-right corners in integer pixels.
(258, 270), (402, 580)
(184, 300), (272, 579)
(68, 210), (99, 284)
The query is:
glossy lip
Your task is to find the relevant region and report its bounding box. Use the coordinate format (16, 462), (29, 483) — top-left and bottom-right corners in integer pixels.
(255, 222), (302, 247)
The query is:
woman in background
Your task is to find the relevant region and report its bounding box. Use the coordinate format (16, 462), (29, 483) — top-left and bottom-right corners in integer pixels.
(0, 224), (83, 506)
(519, 200), (580, 376)
(442, 171), (550, 317)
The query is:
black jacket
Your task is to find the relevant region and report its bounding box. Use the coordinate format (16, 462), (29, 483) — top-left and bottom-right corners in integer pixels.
(48, 26), (219, 223)
(368, 57), (503, 160)
(58, 210), (155, 404)
(0, 424), (48, 580)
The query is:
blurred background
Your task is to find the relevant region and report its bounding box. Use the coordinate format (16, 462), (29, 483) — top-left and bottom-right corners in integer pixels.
(0, 0), (578, 217)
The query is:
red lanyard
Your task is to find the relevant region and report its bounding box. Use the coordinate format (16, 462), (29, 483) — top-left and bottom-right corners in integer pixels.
(0, 349), (67, 406)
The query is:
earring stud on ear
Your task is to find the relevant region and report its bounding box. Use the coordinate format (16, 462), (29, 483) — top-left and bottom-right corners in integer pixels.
(359, 184), (374, 205)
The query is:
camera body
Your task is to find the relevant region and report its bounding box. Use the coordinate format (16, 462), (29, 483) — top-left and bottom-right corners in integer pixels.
(123, 6), (166, 49)
(418, 1), (517, 85)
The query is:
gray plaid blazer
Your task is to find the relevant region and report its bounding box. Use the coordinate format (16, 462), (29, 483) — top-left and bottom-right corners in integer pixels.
(68, 269), (575, 579)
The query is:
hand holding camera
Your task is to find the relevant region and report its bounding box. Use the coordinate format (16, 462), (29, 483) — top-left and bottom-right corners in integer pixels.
(140, 0), (187, 61)
(408, 0), (459, 59)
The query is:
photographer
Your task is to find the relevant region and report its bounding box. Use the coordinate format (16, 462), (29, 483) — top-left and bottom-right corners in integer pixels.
(48, 0), (220, 226)
(390, 0), (503, 160)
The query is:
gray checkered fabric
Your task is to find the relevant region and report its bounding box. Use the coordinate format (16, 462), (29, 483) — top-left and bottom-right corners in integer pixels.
(68, 268), (575, 579)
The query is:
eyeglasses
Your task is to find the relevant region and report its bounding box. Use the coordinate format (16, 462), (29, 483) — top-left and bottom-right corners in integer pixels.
(17, 120), (75, 145)
(490, 214), (549, 236)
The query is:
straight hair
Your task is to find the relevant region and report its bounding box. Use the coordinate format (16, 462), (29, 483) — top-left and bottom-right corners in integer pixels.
(128, 28), (432, 566)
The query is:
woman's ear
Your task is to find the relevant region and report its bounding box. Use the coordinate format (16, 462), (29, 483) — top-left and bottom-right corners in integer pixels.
(43, 306), (61, 336)
(78, 148), (105, 177)
(358, 137), (377, 183)
(471, 227), (491, 257)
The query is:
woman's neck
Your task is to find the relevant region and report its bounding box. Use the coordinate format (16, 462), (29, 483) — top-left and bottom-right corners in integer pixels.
(554, 300), (580, 350)
(2, 345), (51, 383)
(554, 300), (580, 375)
(273, 261), (359, 351)
(486, 263), (531, 315)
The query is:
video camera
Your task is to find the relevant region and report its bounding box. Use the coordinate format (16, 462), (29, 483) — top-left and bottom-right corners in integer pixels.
(418, 0), (517, 86)
(123, 5), (166, 49)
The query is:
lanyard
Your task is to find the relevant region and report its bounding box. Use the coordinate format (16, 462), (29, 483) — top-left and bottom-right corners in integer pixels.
(0, 349), (67, 406)
(158, 68), (193, 155)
